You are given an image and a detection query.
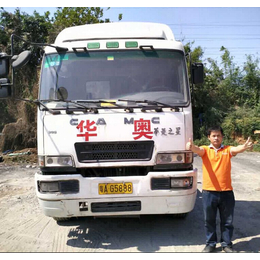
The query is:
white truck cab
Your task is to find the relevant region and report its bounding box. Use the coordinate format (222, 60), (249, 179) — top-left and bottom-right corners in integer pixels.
(0, 22), (204, 220)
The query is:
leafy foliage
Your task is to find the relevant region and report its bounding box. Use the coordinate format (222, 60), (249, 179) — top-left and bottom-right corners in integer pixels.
(48, 7), (120, 43)
(0, 7), (259, 151)
(0, 7), (122, 151)
(222, 106), (260, 140)
(187, 42), (260, 149)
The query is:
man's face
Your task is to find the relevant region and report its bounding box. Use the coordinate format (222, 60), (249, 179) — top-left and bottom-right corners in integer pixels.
(208, 130), (223, 148)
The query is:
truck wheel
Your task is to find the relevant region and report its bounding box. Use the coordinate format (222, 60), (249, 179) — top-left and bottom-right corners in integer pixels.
(53, 217), (70, 222)
(173, 213), (188, 219)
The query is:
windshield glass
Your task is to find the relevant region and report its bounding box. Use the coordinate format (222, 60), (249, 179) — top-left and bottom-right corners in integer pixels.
(39, 50), (189, 107)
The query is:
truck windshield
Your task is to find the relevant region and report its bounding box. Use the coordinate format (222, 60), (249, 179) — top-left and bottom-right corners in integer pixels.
(39, 50), (190, 107)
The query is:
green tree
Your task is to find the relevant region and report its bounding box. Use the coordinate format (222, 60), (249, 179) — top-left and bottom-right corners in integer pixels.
(191, 44), (260, 144)
(0, 8), (52, 96)
(0, 7), (117, 150)
(184, 41), (204, 74)
(219, 46), (243, 106)
(1, 8), (259, 149)
(242, 55), (260, 107)
(48, 7), (122, 43)
(193, 58), (227, 139)
(222, 106), (260, 142)
(54, 7), (109, 27)
(185, 43), (227, 139)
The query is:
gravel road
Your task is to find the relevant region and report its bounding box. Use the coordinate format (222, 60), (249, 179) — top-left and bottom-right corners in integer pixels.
(0, 152), (259, 253)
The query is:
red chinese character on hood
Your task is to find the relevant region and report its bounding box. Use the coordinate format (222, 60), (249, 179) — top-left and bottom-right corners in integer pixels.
(132, 118), (153, 140)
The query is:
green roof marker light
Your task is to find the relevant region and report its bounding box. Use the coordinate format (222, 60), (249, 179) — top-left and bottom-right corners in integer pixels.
(106, 42), (119, 48)
(87, 42), (100, 49)
(125, 41), (138, 48)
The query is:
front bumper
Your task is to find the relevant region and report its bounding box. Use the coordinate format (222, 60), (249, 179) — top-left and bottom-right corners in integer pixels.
(35, 169), (197, 218)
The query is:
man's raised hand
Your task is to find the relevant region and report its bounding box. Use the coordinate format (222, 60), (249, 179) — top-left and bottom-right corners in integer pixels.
(186, 138), (193, 151)
(244, 137), (253, 150)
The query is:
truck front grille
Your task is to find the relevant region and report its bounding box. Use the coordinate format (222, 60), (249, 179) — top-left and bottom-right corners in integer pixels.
(75, 141), (154, 163)
(91, 201), (141, 213)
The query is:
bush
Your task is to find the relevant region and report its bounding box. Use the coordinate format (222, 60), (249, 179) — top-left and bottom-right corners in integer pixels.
(194, 106), (260, 151)
(222, 106), (260, 141)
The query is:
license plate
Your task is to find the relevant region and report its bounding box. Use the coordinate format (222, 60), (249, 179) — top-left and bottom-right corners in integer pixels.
(99, 182), (133, 195)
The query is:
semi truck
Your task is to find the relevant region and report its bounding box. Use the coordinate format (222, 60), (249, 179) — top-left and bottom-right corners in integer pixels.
(0, 22), (203, 220)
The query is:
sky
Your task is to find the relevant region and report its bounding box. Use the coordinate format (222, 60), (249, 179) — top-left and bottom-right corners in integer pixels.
(2, 1), (260, 68)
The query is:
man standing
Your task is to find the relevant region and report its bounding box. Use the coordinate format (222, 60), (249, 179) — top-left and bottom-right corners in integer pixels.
(186, 126), (253, 253)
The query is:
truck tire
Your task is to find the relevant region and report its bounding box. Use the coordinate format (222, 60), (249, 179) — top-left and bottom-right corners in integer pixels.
(53, 217), (70, 222)
(172, 213), (188, 219)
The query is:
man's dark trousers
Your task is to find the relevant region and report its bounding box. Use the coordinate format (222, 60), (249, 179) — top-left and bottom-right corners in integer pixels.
(202, 190), (235, 248)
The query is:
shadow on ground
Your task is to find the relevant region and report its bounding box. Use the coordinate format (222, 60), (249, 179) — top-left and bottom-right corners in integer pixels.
(56, 190), (260, 252)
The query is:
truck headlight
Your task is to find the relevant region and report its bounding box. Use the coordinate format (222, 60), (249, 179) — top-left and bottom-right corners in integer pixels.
(156, 152), (193, 164)
(38, 180), (79, 193)
(38, 181), (59, 192)
(170, 177), (193, 188)
(38, 156), (74, 167)
(151, 177), (193, 190)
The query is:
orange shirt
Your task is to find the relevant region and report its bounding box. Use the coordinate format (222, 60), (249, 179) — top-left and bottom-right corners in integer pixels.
(200, 145), (233, 191)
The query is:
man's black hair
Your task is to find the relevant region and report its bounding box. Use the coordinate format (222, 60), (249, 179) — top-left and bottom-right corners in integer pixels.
(207, 126), (224, 136)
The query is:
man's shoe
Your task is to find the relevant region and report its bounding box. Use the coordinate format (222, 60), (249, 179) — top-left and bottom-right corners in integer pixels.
(202, 245), (215, 253)
(222, 246), (235, 253)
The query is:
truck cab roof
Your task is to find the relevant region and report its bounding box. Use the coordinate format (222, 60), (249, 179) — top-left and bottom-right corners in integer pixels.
(54, 22), (175, 44)
(45, 22), (183, 54)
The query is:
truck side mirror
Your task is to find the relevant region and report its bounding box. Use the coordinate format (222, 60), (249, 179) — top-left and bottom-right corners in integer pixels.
(0, 50), (31, 98)
(0, 78), (11, 98)
(0, 53), (11, 98)
(12, 50), (31, 69)
(0, 53), (10, 78)
(191, 63), (204, 85)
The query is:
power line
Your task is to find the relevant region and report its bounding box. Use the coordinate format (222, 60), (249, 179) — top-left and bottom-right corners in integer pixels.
(176, 37), (260, 40)
(168, 23), (260, 27)
(176, 34), (260, 36)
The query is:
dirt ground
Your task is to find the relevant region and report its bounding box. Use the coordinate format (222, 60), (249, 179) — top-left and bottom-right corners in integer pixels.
(0, 151), (259, 253)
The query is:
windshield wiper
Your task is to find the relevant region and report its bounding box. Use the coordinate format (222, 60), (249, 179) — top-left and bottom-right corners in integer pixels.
(37, 98), (179, 114)
(39, 99), (93, 114)
(40, 99), (125, 114)
(118, 99), (180, 111)
(76, 100), (126, 109)
(14, 98), (61, 115)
